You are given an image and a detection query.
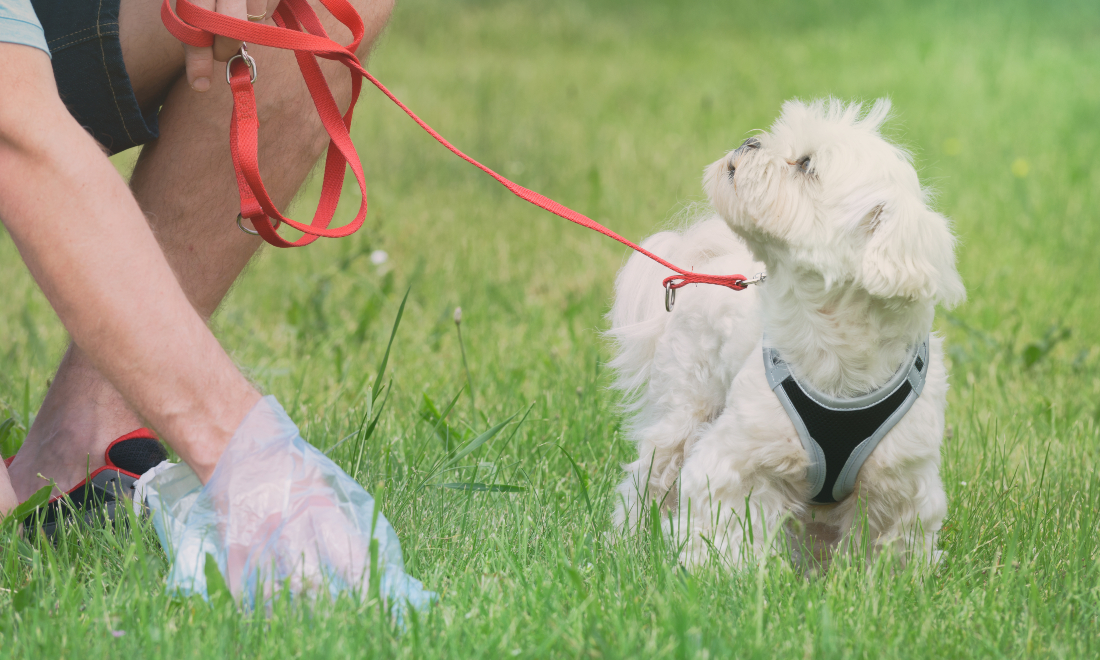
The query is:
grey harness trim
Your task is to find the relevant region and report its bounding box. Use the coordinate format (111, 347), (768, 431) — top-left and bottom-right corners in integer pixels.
(763, 337), (930, 503)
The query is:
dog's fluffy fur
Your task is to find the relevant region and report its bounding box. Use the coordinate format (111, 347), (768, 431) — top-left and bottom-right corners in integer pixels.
(608, 99), (965, 570)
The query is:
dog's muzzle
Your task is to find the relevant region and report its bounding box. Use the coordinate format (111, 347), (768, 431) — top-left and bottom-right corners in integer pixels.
(728, 137), (761, 179)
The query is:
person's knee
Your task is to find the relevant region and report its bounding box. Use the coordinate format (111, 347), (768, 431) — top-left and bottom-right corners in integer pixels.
(352, 0), (395, 60)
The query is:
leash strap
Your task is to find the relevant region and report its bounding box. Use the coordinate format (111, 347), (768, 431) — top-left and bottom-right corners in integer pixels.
(161, 0), (748, 289)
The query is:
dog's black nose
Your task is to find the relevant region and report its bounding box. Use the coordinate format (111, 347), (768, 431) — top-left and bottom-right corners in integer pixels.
(729, 138), (759, 179)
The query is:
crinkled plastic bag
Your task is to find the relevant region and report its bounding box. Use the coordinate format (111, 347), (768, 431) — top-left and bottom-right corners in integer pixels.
(143, 395), (435, 613)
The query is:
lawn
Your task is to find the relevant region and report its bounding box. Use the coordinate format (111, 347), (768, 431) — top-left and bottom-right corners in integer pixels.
(2, 0), (1099, 656)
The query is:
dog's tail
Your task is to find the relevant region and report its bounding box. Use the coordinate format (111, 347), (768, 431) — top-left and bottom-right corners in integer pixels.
(605, 216), (741, 405)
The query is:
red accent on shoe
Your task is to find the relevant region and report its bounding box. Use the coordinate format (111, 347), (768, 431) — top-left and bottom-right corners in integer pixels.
(7, 428), (159, 504)
(110, 427), (158, 446)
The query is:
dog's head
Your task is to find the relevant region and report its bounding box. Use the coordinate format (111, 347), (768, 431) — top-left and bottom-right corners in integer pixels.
(705, 98), (965, 308)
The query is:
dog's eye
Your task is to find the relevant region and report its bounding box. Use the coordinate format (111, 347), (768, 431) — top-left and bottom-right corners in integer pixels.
(727, 160), (736, 179)
(796, 156), (812, 173)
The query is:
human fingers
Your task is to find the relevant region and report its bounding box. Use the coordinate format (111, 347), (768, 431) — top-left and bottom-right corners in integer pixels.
(183, 0), (218, 91)
(246, 0), (270, 23)
(212, 0), (247, 63)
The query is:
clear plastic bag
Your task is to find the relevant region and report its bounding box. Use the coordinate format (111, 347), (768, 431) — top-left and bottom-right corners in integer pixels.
(143, 395), (435, 613)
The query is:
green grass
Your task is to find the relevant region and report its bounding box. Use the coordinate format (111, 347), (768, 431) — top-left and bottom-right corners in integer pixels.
(3, 0), (1100, 656)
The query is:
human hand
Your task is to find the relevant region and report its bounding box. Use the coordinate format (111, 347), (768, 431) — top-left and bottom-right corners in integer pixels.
(184, 0), (273, 92)
(145, 396), (435, 611)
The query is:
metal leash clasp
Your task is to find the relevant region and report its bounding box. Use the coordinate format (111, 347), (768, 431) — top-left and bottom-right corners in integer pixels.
(737, 272), (767, 288)
(664, 272), (766, 312)
(226, 43), (258, 84)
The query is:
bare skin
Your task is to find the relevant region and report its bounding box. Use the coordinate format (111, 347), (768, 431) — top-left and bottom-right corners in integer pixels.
(0, 43), (260, 507)
(2, 0), (393, 504)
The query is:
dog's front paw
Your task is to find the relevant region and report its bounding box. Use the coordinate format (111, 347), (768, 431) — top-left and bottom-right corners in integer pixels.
(931, 548), (946, 565)
(676, 528), (732, 570)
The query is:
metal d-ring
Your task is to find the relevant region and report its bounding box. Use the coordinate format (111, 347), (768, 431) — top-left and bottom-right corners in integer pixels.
(237, 214), (281, 236)
(226, 44), (258, 85)
(664, 281), (676, 312)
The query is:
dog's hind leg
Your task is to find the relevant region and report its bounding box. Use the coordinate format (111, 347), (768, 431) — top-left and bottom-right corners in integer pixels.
(611, 302), (761, 533)
(672, 402), (809, 569)
(612, 401), (716, 534)
(607, 218), (763, 535)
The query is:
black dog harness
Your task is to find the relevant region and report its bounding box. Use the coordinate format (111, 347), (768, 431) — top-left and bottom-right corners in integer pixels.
(763, 338), (930, 503)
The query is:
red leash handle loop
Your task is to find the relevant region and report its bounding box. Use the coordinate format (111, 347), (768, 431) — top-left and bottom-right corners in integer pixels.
(160, 0), (752, 296)
(163, 0), (369, 247)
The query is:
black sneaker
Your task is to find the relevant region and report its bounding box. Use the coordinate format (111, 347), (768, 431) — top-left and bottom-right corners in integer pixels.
(8, 429), (169, 538)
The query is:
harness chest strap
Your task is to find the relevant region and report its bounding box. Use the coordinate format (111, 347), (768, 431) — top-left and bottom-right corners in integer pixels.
(160, 0), (754, 292)
(763, 338), (930, 504)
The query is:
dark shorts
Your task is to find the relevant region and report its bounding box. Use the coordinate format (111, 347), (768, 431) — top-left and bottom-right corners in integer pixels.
(31, 0), (158, 154)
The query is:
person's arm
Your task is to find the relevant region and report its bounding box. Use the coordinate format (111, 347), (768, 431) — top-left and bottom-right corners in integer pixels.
(0, 42), (260, 484)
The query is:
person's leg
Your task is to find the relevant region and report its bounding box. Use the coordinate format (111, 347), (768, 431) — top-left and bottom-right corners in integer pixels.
(0, 462), (16, 517)
(1, 41), (260, 485)
(7, 0), (394, 500)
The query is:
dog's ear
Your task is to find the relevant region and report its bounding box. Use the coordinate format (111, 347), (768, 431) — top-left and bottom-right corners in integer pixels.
(859, 198), (966, 308)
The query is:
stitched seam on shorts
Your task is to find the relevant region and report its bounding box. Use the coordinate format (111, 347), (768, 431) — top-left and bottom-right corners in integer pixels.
(49, 30), (119, 53)
(97, 0), (136, 145)
(48, 23), (119, 49)
(45, 25), (101, 48)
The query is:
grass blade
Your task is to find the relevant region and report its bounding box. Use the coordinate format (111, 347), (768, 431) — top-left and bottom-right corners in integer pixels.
(203, 553), (232, 606)
(421, 388), (466, 450)
(3, 483), (53, 527)
(439, 483), (526, 493)
(443, 413), (519, 469)
(361, 382), (391, 443)
(559, 445), (595, 527)
(418, 411), (519, 490)
(372, 286), (411, 405)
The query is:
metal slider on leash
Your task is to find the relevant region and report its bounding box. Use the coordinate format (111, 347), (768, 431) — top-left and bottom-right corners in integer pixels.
(226, 42), (258, 85)
(664, 272), (766, 312)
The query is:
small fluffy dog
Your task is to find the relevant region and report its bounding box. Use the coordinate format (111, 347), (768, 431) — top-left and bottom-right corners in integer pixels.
(608, 99), (965, 570)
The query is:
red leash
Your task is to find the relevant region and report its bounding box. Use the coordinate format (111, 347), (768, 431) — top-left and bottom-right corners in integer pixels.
(161, 0), (750, 292)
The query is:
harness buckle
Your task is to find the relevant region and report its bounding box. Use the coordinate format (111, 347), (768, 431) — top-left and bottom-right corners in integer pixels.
(664, 281), (676, 312)
(226, 43), (258, 85)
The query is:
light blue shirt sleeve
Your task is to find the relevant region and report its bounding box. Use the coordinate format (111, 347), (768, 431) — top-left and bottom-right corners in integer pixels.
(0, 0), (49, 56)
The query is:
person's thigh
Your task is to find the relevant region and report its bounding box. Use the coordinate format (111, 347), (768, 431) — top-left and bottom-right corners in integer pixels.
(117, 0), (189, 112)
(119, 0), (392, 316)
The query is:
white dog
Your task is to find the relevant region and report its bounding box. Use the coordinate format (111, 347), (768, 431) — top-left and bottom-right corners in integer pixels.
(607, 99), (965, 570)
